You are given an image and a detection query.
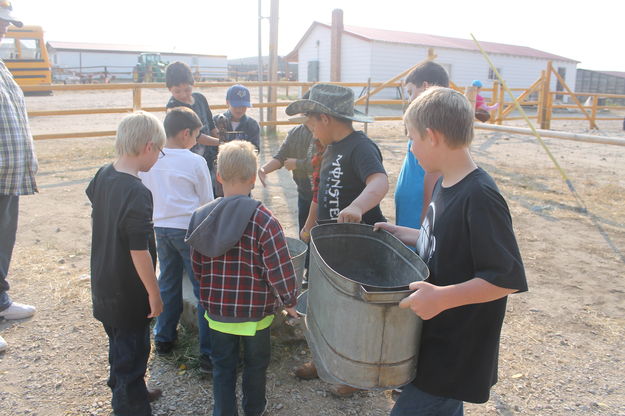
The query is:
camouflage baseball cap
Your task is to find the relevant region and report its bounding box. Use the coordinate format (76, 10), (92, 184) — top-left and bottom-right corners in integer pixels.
(286, 84), (374, 123)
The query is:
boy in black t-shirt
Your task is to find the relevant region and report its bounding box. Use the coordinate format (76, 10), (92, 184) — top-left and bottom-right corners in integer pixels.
(285, 84), (389, 398)
(86, 111), (166, 416)
(375, 87), (528, 415)
(165, 62), (221, 180)
(286, 84), (388, 235)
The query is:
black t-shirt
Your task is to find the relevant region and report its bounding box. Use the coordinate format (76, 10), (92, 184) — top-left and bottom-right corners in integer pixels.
(317, 130), (386, 225)
(413, 167), (528, 403)
(166, 92), (216, 164)
(86, 164), (157, 329)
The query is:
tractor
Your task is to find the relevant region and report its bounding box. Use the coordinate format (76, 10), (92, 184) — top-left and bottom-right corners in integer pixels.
(132, 53), (167, 82)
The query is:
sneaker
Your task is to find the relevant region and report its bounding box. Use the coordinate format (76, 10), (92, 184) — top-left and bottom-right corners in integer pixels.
(0, 335), (7, 352)
(199, 354), (213, 374)
(0, 302), (35, 320)
(328, 384), (362, 398)
(154, 340), (175, 355)
(293, 361), (318, 380)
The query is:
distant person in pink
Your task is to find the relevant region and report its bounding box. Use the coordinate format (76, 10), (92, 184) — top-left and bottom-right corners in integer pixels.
(472, 80), (499, 122)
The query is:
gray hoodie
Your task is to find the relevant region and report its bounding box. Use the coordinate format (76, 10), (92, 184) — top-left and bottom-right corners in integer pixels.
(185, 195), (261, 256)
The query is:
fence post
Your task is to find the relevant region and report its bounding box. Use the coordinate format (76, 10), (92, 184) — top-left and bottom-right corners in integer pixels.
(132, 86), (142, 111)
(591, 94), (598, 129)
(491, 81), (499, 124)
(497, 81), (505, 124)
(540, 62), (552, 129)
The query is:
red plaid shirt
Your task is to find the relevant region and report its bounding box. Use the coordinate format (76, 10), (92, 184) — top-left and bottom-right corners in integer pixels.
(191, 204), (297, 319)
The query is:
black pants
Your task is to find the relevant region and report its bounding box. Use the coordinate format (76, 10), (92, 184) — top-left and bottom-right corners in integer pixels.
(103, 323), (152, 416)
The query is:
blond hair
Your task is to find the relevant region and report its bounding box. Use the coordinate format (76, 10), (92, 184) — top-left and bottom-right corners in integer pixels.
(115, 111), (166, 157)
(404, 87), (474, 148)
(217, 140), (258, 182)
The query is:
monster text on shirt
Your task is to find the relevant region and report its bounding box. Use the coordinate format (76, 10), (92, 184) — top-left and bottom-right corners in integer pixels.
(326, 154), (344, 219)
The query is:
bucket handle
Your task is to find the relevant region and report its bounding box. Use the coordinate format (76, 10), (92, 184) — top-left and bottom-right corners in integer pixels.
(357, 284), (413, 304)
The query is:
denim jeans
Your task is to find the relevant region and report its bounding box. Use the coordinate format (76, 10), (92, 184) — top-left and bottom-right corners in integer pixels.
(0, 195), (19, 311)
(153, 227), (211, 357)
(103, 323), (152, 416)
(391, 383), (464, 416)
(209, 326), (271, 416)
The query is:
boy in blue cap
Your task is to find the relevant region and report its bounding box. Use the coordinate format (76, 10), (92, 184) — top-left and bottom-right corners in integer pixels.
(214, 84), (260, 150)
(213, 84), (260, 197)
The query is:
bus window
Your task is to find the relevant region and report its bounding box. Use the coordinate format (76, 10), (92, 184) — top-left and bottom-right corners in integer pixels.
(0, 37), (17, 60)
(19, 39), (41, 59)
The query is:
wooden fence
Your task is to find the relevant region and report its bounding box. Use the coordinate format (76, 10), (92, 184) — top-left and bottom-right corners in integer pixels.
(22, 61), (625, 141)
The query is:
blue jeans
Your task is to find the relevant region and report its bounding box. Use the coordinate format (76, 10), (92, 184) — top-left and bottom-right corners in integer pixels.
(210, 326), (271, 416)
(153, 227), (211, 357)
(0, 195), (19, 311)
(104, 323), (152, 416)
(391, 383), (464, 416)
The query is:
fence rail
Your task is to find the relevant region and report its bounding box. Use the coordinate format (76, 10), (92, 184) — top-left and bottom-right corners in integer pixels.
(24, 61), (625, 140)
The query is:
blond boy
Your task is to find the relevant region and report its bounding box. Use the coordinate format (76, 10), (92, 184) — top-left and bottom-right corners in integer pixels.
(86, 111), (166, 415)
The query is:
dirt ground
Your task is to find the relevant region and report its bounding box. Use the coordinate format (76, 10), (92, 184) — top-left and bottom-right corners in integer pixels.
(1, 89), (624, 416)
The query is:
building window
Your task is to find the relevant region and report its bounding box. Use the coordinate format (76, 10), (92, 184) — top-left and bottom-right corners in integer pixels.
(192, 57), (199, 66)
(488, 67), (501, 80)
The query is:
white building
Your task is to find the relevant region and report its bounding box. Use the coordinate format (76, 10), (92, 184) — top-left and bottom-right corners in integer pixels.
(46, 41), (228, 81)
(286, 22), (579, 99)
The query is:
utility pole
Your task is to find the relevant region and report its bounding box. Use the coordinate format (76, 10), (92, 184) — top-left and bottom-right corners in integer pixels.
(257, 0), (265, 135)
(267, 0), (279, 136)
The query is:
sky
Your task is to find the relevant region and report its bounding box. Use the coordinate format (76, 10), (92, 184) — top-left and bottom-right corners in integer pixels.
(15, 0), (624, 71)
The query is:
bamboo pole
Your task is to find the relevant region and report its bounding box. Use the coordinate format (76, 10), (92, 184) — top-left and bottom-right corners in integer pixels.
(354, 50), (437, 105)
(549, 66), (598, 129)
(497, 81), (505, 125)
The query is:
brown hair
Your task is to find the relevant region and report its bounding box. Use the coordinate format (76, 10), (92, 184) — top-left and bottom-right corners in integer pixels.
(163, 107), (202, 138)
(404, 87), (473, 148)
(165, 61), (194, 88)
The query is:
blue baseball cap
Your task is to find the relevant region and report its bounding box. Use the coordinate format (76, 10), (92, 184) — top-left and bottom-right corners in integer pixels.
(471, 80), (483, 88)
(226, 84), (252, 107)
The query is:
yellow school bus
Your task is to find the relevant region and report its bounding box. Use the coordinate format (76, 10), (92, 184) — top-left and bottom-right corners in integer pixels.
(0, 25), (52, 93)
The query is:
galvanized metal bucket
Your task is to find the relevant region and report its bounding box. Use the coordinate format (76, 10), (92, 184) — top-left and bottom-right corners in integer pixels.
(286, 237), (308, 289)
(305, 223), (429, 390)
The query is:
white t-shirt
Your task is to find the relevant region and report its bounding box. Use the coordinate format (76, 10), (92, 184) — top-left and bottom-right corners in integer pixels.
(139, 148), (213, 229)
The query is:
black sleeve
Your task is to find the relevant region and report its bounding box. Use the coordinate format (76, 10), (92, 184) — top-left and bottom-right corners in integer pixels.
(467, 185), (528, 292)
(351, 139), (386, 183)
(121, 187), (155, 251)
(196, 93), (216, 132)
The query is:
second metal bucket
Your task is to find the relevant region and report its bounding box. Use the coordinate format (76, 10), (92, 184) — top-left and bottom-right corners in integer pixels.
(305, 223), (429, 390)
(286, 237), (307, 289)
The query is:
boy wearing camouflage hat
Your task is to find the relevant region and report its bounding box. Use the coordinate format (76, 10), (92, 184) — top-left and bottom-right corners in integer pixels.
(285, 84), (389, 397)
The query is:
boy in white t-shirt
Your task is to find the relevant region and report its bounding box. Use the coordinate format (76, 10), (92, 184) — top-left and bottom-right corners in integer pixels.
(139, 107), (214, 372)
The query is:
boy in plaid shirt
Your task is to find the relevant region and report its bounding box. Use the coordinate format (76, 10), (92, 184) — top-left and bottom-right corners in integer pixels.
(185, 140), (298, 416)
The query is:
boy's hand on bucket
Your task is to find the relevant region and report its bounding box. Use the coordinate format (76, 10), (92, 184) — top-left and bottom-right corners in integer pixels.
(337, 205), (362, 223)
(284, 306), (299, 319)
(399, 281), (446, 320)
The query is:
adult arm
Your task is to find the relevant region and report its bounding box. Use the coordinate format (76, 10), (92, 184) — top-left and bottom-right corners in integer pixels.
(399, 278), (517, 320)
(130, 250), (163, 318)
(338, 172), (389, 223)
